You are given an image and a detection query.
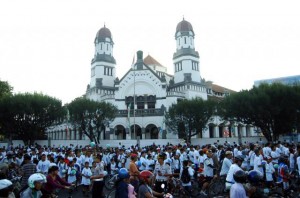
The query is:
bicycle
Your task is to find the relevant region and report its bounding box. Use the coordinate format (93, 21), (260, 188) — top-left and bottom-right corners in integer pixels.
(104, 172), (118, 190)
(168, 177), (199, 198)
(207, 176), (226, 198)
(106, 189), (116, 198)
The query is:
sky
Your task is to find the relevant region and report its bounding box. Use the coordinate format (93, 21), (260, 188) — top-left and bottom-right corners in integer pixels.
(0, 0), (300, 104)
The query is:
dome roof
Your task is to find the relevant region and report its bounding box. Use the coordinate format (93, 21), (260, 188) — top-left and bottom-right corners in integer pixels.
(95, 25), (112, 42)
(176, 19), (194, 33)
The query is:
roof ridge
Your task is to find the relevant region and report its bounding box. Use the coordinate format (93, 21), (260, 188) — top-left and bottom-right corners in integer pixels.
(143, 54), (163, 67)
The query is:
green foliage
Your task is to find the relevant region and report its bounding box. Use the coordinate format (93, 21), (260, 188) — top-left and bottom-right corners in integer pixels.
(0, 80), (13, 99)
(67, 97), (117, 144)
(0, 93), (63, 144)
(220, 83), (300, 141)
(165, 98), (216, 142)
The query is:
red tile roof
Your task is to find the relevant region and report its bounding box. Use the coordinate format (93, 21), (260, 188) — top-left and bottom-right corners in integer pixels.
(212, 84), (236, 93)
(144, 55), (164, 67)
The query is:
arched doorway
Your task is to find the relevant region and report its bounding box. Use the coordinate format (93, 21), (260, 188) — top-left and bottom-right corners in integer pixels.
(131, 124), (142, 140)
(218, 124), (225, 138)
(208, 123), (215, 138)
(145, 124), (159, 139)
(115, 125), (126, 140)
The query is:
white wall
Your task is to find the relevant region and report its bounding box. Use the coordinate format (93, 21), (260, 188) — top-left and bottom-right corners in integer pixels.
(191, 136), (267, 146)
(9, 136), (287, 148)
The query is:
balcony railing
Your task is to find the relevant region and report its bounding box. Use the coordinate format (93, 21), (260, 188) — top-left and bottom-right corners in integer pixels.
(167, 91), (185, 98)
(116, 108), (164, 117)
(101, 94), (115, 100)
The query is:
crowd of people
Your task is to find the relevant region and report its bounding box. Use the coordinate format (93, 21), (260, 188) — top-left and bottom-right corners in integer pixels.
(0, 140), (299, 198)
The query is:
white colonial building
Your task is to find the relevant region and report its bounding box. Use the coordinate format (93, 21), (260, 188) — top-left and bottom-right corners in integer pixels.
(46, 19), (260, 146)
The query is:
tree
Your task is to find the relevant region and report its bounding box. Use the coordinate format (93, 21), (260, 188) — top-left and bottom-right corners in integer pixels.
(0, 80), (13, 99)
(67, 97), (117, 144)
(219, 83), (300, 142)
(0, 93), (63, 145)
(165, 98), (216, 143)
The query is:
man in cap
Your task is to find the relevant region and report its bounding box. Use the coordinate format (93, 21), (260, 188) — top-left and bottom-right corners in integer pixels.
(154, 154), (172, 193)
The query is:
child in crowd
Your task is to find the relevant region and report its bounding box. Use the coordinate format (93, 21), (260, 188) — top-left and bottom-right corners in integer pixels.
(73, 157), (81, 190)
(67, 161), (77, 184)
(81, 161), (92, 197)
(58, 156), (67, 180)
(89, 161), (97, 192)
(81, 162), (92, 196)
(110, 158), (118, 173)
(265, 156), (275, 188)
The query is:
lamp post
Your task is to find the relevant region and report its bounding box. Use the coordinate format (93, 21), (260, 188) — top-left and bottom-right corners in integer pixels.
(66, 109), (70, 140)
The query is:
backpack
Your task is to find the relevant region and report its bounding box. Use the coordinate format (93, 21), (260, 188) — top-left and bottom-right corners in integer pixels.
(181, 167), (191, 183)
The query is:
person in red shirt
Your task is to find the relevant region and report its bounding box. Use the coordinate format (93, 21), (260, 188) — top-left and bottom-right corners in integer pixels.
(42, 165), (74, 197)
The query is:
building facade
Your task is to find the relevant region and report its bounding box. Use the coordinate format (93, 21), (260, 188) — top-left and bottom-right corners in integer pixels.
(47, 19), (259, 144)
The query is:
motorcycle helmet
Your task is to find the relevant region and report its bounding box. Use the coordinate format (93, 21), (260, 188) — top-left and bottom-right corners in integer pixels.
(118, 168), (130, 179)
(139, 170), (153, 183)
(233, 170), (247, 183)
(0, 179), (13, 197)
(28, 173), (47, 188)
(135, 161), (142, 168)
(247, 170), (263, 183)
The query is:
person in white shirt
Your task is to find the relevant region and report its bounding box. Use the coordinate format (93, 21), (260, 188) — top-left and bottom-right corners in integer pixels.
(220, 151), (233, 177)
(225, 155), (244, 190)
(289, 148), (295, 172)
(265, 156), (275, 188)
(110, 158), (118, 174)
(198, 150), (205, 165)
(193, 147), (200, 169)
(248, 144), (256, 170)
(81, 161), (92, 196)
(230, 170), (248, 198)
(200, 150), (215, 196)
(171, 154), (180, 177)
(271, 145), (280, 164)
(263, 143), (272, 158)
(188, 147), (195, 163)
(153, 154), (172, 193)
(275, 144), (282, 156)
(146, 155), (155, 171)
(37, 154), (50, 175)
(81, 151), (93, 168)
(117, 149), (126, 168)
(67, 161), (77, 184)
(233, 145), (240, 157)
(179, 148), (188, 168)
(139, 151), (147, 171)
(253, 149), (264, 175)
(296, 145), (300, 176)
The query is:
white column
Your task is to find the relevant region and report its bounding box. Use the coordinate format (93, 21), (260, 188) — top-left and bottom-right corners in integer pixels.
(214, 126), (219, 138)
(242, 126), (246, 137)
(234, 126), (238, 137)
(70, 130), (73, 140)
(126, 128), (131, 140)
